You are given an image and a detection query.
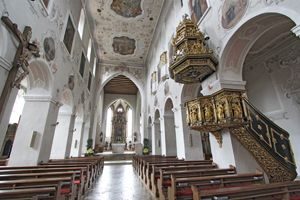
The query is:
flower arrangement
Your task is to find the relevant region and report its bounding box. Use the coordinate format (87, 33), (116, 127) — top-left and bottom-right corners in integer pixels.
(85, 138), (94, 156)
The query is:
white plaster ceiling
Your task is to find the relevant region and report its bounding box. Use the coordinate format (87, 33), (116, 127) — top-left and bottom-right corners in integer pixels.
(87, 0), (164, 68)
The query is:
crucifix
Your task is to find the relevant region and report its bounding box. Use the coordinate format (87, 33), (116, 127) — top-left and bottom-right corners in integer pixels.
(0, 16), (40, 121)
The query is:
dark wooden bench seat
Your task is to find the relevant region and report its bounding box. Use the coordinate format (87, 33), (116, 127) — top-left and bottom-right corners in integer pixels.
(1, 164), (90, 195)
(0, 171), (78, 199)
(192, 180), (300, 200)
(167, 172), (264, 200)
(0, 186), (57, 199)
(0, 177), (73, 200)
(141, 158), (180, 180)
(148, 162), (217, 190)
(0, 167), (86, 197)
(156, 167), (236, 199)
(39, 162), (94, 189)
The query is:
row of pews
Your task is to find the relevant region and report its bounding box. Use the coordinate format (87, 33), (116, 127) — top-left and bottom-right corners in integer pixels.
(0, 155), (104, 199)
(133, 155), (300, 200)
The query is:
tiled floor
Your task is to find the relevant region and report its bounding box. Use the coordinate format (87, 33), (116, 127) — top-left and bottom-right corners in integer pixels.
(85, 164), (154, 200)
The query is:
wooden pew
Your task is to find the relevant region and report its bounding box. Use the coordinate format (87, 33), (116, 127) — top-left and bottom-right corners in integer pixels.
(0, 177), (72, 200)
(192, 180), (300, 200)
(148, 161), (215, 190)
(140, 157), (179, 180)
(156, 167), (236, 199)
(0, 171), (78, 199)
(0, 186), (57, 199)
(168, 173), (264, 200)
(4, 164), (91, 194)
(0, 167), (86, 198)
(40, 162), (93, 190)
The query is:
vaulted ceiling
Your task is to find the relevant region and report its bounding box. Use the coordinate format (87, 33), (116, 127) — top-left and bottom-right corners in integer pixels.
(104, 75), (138, 95)
(87, 0), (164, 68)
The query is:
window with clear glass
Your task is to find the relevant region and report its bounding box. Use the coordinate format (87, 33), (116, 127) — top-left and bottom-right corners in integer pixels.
(78, 9), (85, 39)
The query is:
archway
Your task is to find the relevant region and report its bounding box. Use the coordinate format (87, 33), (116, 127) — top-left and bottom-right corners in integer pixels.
(153, 110), (162, 155)
(163, 98), (177, 156)
(147, 116), (153, 153)
(240, 14), (300, 174)
(98, 72), (145, 144)
(8, 59), (58, 166)
(70, 104), (84, 157)
(50, 88), (74, 159)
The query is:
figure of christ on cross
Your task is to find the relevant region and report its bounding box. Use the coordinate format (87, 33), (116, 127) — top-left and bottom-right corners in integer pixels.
(0, 16), (40, 120)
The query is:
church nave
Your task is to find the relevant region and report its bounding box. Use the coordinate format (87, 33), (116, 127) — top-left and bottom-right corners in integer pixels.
(85, 164), (153, 200)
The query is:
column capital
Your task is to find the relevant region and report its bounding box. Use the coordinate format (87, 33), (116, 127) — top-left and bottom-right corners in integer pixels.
(291, 24), (300, 38)
(24, 94), (58, 104)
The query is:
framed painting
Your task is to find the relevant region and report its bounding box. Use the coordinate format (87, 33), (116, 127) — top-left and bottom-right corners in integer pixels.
(188, 0), (208, 24)
(63, 16), (76, 54)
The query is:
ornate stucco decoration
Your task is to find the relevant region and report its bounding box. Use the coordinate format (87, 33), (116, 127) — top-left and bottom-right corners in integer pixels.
(169, 15), (218, 84)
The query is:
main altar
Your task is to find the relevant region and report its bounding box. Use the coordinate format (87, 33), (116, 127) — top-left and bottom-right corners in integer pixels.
(111, 106), (126, 153)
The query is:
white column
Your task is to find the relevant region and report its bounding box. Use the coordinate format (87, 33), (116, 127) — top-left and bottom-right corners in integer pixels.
(70, 119), (84, 157)
(180, 104), (204, 160)
(8, 95), (59, 166)
(78, 122), (86, 157)
(50, 111), (76, 159)
(163, 114), (177, 156)
(152, 121), (161, 155)
(81, 125), (90, 155)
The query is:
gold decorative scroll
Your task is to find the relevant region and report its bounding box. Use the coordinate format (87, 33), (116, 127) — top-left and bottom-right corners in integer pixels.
(230, 127), (296, 182)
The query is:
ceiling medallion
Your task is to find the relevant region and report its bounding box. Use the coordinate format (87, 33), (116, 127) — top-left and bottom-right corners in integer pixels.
(112, 36), (136, 55)
(110, 0), (142, 18)
(169, 15), (218, 84)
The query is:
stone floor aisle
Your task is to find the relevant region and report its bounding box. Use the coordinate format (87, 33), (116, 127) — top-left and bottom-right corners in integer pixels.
(85, 164), (154, 200)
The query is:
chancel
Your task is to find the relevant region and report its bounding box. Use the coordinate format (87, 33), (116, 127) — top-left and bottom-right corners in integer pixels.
(0, 0), (300, 199)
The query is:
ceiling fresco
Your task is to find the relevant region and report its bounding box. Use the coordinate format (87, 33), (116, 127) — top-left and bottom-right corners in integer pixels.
(87, 0), (164, 67)
(111, 0), (142, 18)
(112, 36), (136, 55)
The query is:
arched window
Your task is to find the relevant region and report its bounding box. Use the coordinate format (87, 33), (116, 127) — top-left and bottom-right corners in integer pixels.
(127, 108), (133, 140)
(78, 8), (85, 39)
(87, 38), (92, 62)
(105, 107), (113, 138)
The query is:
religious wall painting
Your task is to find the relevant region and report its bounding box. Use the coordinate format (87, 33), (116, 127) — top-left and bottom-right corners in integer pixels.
(112, 36), (136, 55)
(221, 0), (248, 29)
(110, 0), (142, 18)
(43, 37), (55, 61)
(188, 0), (208, 24)
(63, 16), (75, 54)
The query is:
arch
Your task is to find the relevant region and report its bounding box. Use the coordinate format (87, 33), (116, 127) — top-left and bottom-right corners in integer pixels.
(241, 14), (300, 174)
(163, 98), (177, 156)
(99, 71), (143, 96)
(218, 11), (297, 82)
(153, 109), (162, 155)
(99, 71), (145, 143)
(26, 58), (53, 95)
(181, 83), (202, 103)
(105, 98), (133, 112)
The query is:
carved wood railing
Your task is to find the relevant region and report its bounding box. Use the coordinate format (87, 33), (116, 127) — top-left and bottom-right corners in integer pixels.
(185, 89), (297, 182)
